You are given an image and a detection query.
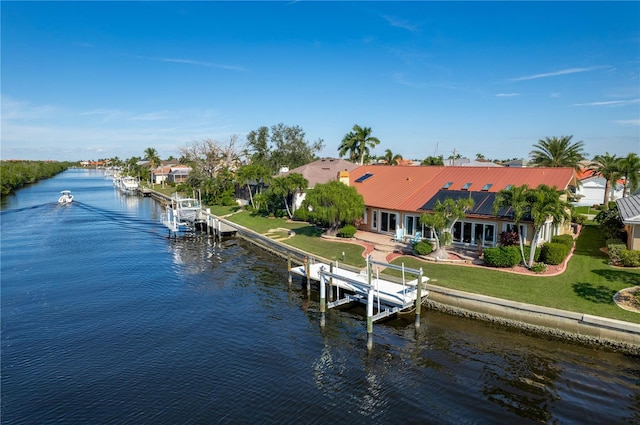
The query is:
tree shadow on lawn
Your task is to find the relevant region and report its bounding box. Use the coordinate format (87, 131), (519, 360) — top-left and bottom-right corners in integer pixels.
(572, 282), (617, 304)
(572, 269), (640, 304)
(292, 225), (324, 237)
(592, 269), (640, 287)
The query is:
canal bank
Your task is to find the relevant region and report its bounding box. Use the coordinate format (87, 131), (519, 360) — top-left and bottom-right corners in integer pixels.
(142, 187), (640, 354)
(222, 216), (640, 355)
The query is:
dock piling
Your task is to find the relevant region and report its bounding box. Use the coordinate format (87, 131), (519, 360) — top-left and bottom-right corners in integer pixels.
(414, 267), (424, 329)
(319, 266), (326, 328)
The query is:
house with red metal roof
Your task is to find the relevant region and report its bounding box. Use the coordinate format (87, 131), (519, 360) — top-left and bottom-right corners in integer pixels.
(346, 165), (577, 248)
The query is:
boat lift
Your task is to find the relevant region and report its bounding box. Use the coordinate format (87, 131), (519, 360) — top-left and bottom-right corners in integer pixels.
(291, 255), (428, 349)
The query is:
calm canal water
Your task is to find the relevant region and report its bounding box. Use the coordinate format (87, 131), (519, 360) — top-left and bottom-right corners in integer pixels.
(1, 168), (638, 424)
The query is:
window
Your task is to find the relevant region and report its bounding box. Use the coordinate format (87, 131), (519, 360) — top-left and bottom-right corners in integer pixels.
(380, 211), (397, 233)
(481, 183), (493, 191)
(462, 182), (472, 190)
(372, 210), (378, 229)
(443, 181), (453, 189)
(355, 173), (374, 183)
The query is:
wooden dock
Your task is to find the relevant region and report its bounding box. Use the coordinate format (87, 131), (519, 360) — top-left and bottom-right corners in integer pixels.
(290, 257), (428, 320)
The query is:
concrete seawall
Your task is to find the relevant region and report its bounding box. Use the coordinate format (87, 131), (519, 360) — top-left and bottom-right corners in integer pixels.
(141, 189), (640, 354)
(225, 217), (640, 354)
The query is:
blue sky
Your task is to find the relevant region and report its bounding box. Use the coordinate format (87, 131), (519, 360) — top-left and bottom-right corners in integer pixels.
(2, 1), (639, 162)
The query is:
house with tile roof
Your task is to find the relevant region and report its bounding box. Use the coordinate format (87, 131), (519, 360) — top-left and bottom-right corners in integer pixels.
(616, 195), (640, 250)
(346, 165), (577, 248)
(279, 158), (360, 209)
(573, 168), (625, 207)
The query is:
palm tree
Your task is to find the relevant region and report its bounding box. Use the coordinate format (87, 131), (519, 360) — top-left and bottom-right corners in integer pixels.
(587, 153), (620, 208)
(493, 184), (531, 267)
(526, 184), (570, 267)
(270, 173), (308, 219)
(144, 147), (161, 183)
(618, 153), (640, 197)
(421, 155), (444, 166)
(236, 163), (271, 209)
(529, 136), (587, 170)
(338, 125), (381, 165)
(379, 148), (403, 165)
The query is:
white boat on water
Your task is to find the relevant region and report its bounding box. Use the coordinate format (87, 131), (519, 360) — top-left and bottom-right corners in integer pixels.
(161, 195), (205, 234)
(119, 176), (139, 194)
(58, 190), (74, 204)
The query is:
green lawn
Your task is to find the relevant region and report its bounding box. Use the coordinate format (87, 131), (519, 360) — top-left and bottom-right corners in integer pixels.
(226, 211), (640, 323)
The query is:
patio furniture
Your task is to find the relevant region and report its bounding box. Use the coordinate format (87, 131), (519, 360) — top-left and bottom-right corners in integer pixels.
(406, 231), (422, 244)
(392, 227), (405, 242)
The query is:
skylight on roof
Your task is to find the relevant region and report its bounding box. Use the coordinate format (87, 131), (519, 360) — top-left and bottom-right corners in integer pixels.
(462, 182), (472, 190)
(505, 184), (513, 190)
(355, 173), (374, 183)
(442, 181), (453, 189)
(481, 183), (493, 191)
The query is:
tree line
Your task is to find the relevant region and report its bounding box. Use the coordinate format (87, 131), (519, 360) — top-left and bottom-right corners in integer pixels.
(0, 160), (77, 196)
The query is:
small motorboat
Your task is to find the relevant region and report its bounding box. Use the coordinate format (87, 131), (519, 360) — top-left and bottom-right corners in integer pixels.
(58, 190), (74, 204)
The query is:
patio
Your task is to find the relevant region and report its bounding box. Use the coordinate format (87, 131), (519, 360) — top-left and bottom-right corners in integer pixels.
(353, 230), (482, 265)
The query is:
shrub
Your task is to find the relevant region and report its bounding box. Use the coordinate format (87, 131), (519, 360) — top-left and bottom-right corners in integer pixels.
(606, 239), (626, 264)
(293, 207), (309, 221)
(619, 249), (640, 267)
(551, 234), (574, 251)
(499, 231), (519, 246)
(412, 240), (433, 256)
(337, 224), (357, 238)
(530, 262), (548, 274)
(539, 242), (569, 265)
(483, 246), (522, 268)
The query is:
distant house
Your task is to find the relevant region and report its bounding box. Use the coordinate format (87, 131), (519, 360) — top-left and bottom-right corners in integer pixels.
(445, 158), (503, 167)
(616, 195), (640, 251)
(346, 165), (577, 248)
(573, 169), (625, 207)
(279, 158), (360, 209)
(167, 165), (192, 184)
(152, 165), (173, 184)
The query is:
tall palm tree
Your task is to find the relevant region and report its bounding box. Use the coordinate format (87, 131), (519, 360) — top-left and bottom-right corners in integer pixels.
(493, 184), (531, 267)
(587, 153), (620, 208)
(270, 173), (308, 219)
(144, 147), (161, 183)
(380, 148), (403, 165)
(338, 125), (381, 165)
(529, 136), (587, 170)
(618, 153), (640, 197)
(236, 163), (271, 209)
(526, 184), (570, 267)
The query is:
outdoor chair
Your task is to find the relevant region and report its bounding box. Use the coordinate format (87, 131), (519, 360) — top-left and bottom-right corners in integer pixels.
(406, 231), (422, 244)
(392, 227), (405, 242)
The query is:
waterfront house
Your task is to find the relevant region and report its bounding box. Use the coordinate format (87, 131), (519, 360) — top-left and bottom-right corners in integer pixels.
(167, 165), (192, 184)
(279, 158), (360, 209)
(616, 195), (640, 250)
(346, 165), (577, 248)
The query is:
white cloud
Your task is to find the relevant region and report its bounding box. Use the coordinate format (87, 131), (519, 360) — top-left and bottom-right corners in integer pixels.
(495, 93), (519, 97)
(161, 58), (244, 71)
(130, 112), (170, 121)
(613, 119), (640, 126)
(510, 66), (608, 81)
(1, 96), (59, 121)
(382, 15), (420, 33)
(573, 99), (640, 107)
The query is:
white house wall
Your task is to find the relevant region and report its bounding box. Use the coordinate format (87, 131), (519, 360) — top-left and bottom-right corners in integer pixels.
(574, 177), (624, 206)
